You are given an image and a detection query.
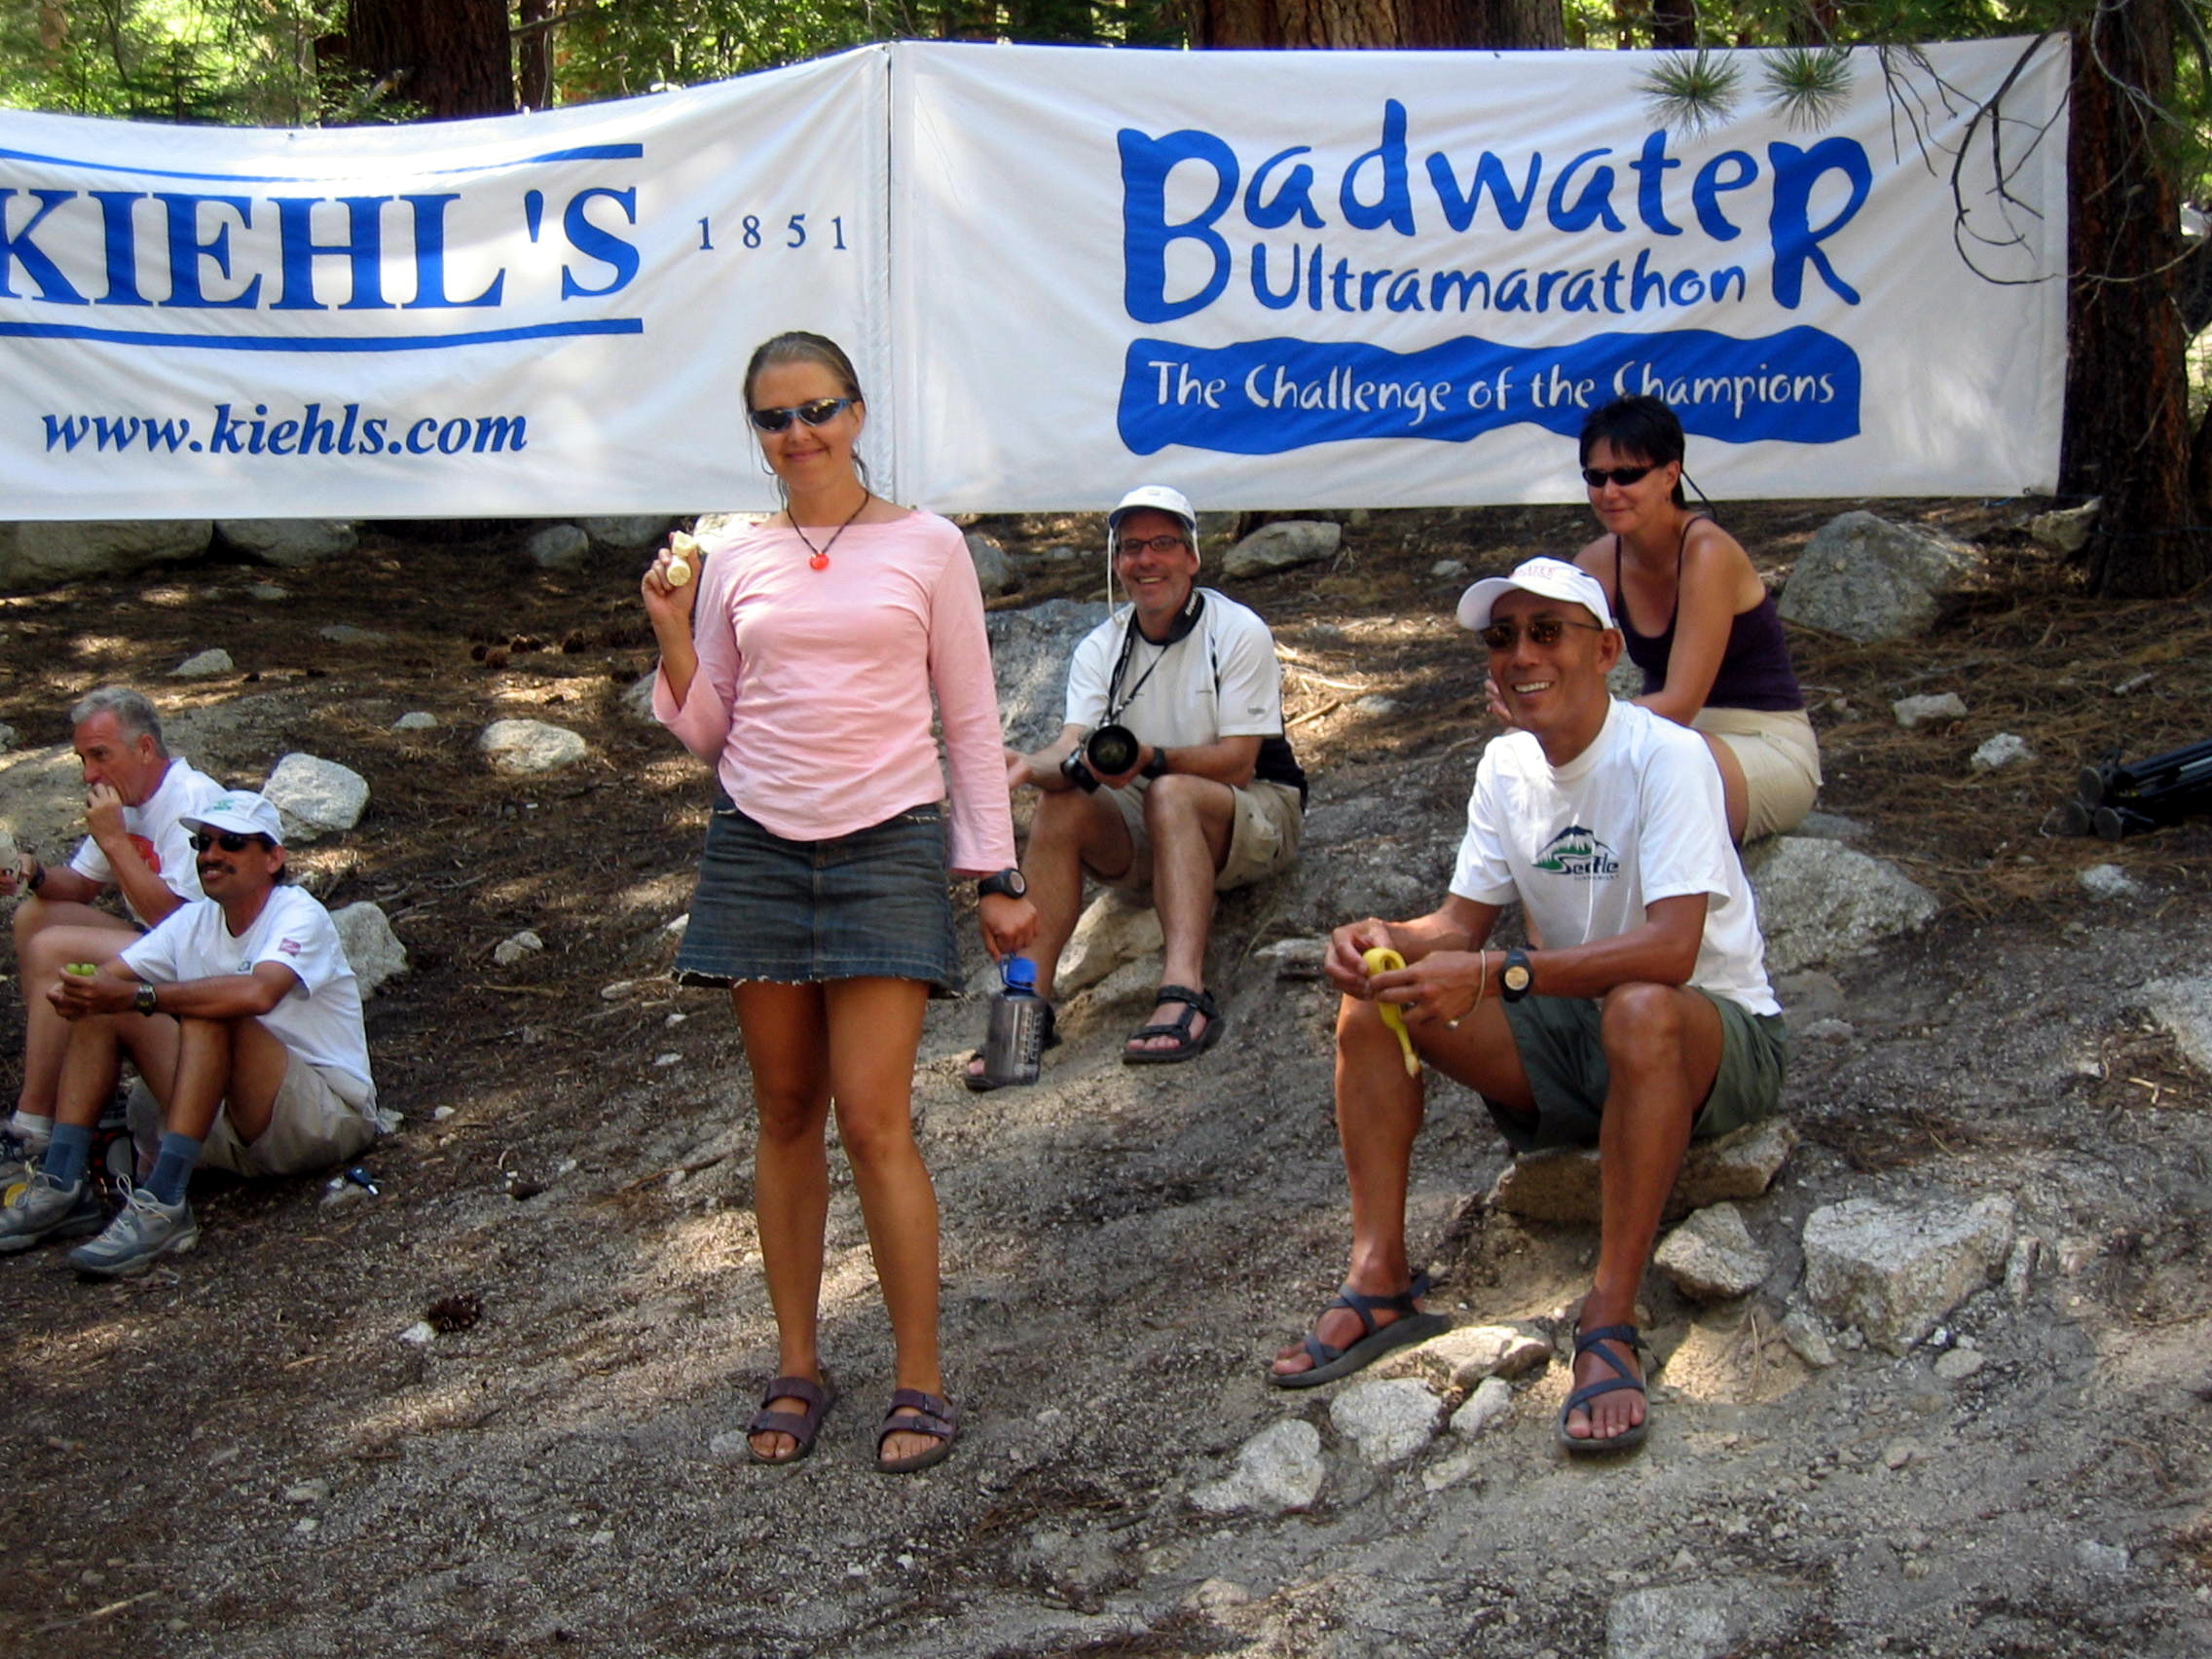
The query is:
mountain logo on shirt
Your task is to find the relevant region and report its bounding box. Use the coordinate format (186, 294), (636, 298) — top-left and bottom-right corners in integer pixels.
(1533, 825), (1619, 879)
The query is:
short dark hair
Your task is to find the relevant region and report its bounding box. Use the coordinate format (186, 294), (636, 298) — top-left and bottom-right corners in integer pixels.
(1579, 396), (1687, 507)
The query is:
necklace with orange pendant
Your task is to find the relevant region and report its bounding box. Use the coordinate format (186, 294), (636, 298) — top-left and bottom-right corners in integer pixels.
(793, 493), (870, 571)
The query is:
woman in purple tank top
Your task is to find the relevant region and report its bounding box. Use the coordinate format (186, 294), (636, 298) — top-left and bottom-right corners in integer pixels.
(1564, 396), (1821, 842)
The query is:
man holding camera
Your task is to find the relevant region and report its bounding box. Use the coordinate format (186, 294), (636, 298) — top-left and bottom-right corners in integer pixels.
(970, 486), (1304, 1081)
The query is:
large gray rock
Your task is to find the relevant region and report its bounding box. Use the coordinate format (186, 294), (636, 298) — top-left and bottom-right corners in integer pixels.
(172, 649), (233, 679)
(2143, 977), (2212, 1073)
(1190, 1419), (1324, 1515)
(2027, 499), (2097, 555)
(1892, 692), (1967, 729)
(331, 902), (407, 997)
(262, 754), (369, 843)
(1607, 1581), (1796, 1659)
(1655, 1202), (1773, 1301)
(1055, 891), (1163, 995)
(1778, 511), (1980, 642)
(986, 599), (1111, 752)
(1222, 520), (1341, 579)
(578, 516), (671, 551)
(0, 521), (213, 591)
(479, 719), (588, 775)
(1329, 1378), (1444, 1465)
(1743, 836), (1937, 975)
(526, 524), (592, 571)
(964, 531), (1015, 595)
(216, 519), (356, 569)
(1802, 1194), (2015, 1354)
(1489, 1117), (1796, 1225)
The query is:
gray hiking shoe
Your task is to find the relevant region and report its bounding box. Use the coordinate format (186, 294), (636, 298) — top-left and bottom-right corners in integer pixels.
(0, 1171), (103, 1254)
(0, 1129), (50, 1189)
(67, 1187), (198, 1279)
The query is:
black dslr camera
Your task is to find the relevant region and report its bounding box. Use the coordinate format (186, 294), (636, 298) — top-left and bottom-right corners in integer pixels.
(1058, 723), (1141, 792)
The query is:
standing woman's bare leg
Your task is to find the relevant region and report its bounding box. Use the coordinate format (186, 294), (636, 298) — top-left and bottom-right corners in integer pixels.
(731, 980), (835, 1459)
(821, 976), (940, 1464)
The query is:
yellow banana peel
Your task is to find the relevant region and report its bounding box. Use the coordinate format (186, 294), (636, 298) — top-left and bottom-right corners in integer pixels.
(1361, 945), (1419, 1076)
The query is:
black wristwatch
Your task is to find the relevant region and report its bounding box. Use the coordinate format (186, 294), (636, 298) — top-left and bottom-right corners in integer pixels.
(1142, 748), (1169, 779)
(133, 980), (159, 1016)
(977, 867), (1026, 901)
(23, 857), (45, 894)
(1499, 947), (1534, 1003)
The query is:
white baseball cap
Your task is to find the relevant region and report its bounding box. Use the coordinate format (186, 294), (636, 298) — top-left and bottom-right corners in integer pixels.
(1456, 556), (1616, 633)
(181, 791), (285, 847)
(1108, 485), (1198, 544)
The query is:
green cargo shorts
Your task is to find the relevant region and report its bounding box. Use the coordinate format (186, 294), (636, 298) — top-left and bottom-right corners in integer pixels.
(1482, 990), (1787, 1153)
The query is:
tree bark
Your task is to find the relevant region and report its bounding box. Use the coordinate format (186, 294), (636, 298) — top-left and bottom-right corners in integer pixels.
(1190, 0), (1562, 50)
(338, 0), (513, 120)
(517, 0), (554, 111)
(2059, 8), (2209, 596)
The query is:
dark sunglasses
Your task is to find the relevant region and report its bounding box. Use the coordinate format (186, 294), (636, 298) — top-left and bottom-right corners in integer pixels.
(1481, 616), (1607, 650)
(1117, 534), (1190, 557)
(191, 830), (265, 853)
(1581, 464), (1656, 489)
(748, 397), (853, 433)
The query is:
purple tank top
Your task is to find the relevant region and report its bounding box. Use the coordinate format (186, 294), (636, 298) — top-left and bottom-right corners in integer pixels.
(1614, 533), (1804, 713)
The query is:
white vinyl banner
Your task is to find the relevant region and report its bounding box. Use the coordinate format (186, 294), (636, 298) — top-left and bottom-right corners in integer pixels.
(0, 40), (2066, 518)
(0, 51), (886, 519)
(896, 39), (2068, 509)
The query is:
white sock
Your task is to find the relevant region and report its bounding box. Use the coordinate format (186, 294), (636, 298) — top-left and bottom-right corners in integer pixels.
(8, 1111), (54, 1148)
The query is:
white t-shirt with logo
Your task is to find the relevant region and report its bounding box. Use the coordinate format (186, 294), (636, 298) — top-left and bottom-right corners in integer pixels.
(1450, 699), (1777, 1016)
(66, 757), (226, 925)
(121, 885), (377, 1110)
(1064, 588), (1286, 749)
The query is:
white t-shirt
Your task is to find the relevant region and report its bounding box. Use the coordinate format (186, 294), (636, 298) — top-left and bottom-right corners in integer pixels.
(1451, 700), (1777, 1016)
(67, 756), (226, 925)
(1064, 588), (1286, 749)
(122, 885), (377, 1109)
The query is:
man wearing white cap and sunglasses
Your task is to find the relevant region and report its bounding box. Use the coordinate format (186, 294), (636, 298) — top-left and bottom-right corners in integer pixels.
(971, 485), (1306, 1081)
(0, 791), (379, 1277)
(1270, 557), (1783, 1457)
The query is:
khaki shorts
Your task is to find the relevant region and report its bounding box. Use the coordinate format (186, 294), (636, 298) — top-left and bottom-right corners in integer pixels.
(1482, 989), (1787, 1154)
(128, 1050), (380, 1179)
(1693, 706), (1823, 842)
(1104, 777), (1303, 894)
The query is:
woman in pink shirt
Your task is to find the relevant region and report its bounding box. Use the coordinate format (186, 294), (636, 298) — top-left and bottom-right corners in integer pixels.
(643, 331), (1035, 1474)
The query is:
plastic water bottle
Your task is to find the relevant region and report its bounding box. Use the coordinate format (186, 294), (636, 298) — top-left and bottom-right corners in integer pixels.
(981, 958), (1047, 1088)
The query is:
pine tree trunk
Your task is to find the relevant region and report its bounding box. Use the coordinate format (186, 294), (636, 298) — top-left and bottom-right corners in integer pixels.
(2060, 8), (2208, 597)
(1191, 0), (1561, 49)
(341, 0), (513, 120)
(517, 0), (554, 111)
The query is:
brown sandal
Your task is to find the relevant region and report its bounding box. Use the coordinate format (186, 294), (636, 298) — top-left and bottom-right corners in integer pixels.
(874, 1387), (959, 1474)
(744, 1375), (832, 1466)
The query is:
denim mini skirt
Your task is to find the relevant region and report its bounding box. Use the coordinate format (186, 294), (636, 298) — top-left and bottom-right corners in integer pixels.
(674, 795), (962, 993)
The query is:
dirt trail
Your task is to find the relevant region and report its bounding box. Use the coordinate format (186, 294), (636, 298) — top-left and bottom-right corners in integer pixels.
(1, 503), (2209, 1657)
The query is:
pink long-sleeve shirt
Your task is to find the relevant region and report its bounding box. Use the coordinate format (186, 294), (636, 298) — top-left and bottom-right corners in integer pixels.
(653, 510), (1017, 875)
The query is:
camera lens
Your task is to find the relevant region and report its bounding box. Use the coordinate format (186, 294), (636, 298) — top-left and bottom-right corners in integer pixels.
(1087, 723), (1140, 775)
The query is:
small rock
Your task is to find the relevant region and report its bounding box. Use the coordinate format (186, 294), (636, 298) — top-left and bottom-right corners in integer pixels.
(1448, 1376), (1513, 1437)
(398, 1321), (436, 1346)
(393, 712), (438, 731)
(331, 903), (407, 997)
(2079, 864), (2141, 902)
(248, 583), (290, 602)
(1222, 519), (1341, 578)
(283, 1480), (331, 1504)
(1801, 1017), (1854, 1042)
(263, 753), (370, 842)
(1933, 1346), (1986, 1382)
(318, 624), (388, 646)
(1892, 693), (1966, 729)
(708, 1430), (753, 1463)
(664, 913), (689, 937)
(1780, 1309), (1836, 1369)
(1190, 1419), (1324, 1515)
(1970, 732), (2033, 772)
(291, 1518), (319, 1535)
(965, 531), (1014, 594)
(2004, 1235), (2040, 1305)
(1330, 1377), (1444, 1464)
(2027, 499), (2097, 555)
(526, 524), (592, 571)
(494, 930), (545, 967)
(0, 720), (16, 750)
(1389, 1324), (1550, 1391)
(600, 979), (636, 1000)
(1883, 1441), (1915, 1470)
(1803, 1195), (2015, 1353)
(1254, 937), (1326, 979)
(578, 515), (670, 552)
(431, 1106), (456, 1121)
(1491, 1118), (1795, 1224)
(172, 648), (233, 678)
(2075, 1539), (2129, 1575)
(479, 719), (587, 774)
(1353, 695), (1400, 716)
(1430, 559), (1468, 579)
(1655, 1202), (1772, 1301)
